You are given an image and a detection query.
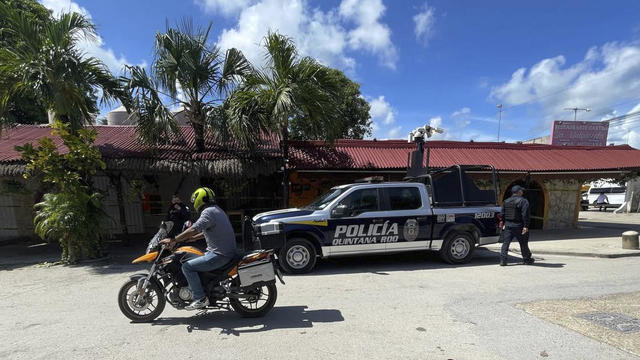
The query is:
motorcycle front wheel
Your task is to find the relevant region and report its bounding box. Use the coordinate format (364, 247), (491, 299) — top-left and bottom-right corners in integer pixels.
(230, 283), (277, 318)
(118, 279), (166, 322)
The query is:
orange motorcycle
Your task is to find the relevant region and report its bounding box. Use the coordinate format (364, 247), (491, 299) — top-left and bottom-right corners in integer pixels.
(118, 221), (284, 322)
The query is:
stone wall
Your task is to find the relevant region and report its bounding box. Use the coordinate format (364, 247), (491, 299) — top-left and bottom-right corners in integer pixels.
(625, 179), (640, 213)
(543, 178), (582, 230)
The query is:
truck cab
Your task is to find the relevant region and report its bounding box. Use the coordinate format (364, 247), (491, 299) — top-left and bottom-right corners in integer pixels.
(251, 170), (501, 273)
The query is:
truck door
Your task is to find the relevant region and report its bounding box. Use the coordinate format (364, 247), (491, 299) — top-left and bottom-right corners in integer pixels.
(380, 186), (431, 252)
(326, 188), (387, 256)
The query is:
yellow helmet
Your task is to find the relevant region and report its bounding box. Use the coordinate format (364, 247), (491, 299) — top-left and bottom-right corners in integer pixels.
(191, 187), (215, 213)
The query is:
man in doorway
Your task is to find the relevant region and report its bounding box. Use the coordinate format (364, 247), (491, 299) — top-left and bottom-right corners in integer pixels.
(500, 185), (534, 266)
(166, 194), (191, 237)
(596, 192), (609, 211)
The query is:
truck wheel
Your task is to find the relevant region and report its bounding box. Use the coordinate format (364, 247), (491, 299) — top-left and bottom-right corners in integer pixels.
(279, 238), (317, 274)
(440, 232), (475, 264)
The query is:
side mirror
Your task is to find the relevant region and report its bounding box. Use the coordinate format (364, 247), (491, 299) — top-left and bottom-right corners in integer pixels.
(331, 204), (348, 218)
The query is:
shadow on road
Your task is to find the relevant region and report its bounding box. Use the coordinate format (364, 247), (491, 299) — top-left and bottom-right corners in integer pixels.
(150, 305), (344, 335)
(501, 262), (565, 268)
(1, 238), (566, 274)
(295, 247), (566, 276)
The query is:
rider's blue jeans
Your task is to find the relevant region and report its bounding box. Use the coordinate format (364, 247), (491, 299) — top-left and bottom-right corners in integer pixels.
(182, 251), (231, 300)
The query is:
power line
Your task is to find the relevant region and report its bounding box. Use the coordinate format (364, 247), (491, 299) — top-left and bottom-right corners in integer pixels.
(603, 111), (640, 123)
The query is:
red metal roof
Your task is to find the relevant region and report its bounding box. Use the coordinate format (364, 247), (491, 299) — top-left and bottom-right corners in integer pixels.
(2, 125), (640, 172)
(288, 139), (640, 172)
(0, 125), (280, 163)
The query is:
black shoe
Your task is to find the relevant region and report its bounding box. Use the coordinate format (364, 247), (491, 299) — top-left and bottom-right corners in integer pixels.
(500, 260), (507, 266)
(523, 258), (535, 265)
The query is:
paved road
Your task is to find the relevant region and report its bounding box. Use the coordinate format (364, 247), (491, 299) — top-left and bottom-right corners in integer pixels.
(1, 248), (639, 360)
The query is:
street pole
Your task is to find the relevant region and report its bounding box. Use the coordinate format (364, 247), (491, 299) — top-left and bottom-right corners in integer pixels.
(497, 104), (503, 142)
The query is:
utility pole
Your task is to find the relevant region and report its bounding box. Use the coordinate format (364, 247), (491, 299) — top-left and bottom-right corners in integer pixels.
(564, 107), (590, 121)
(497, 104), (503, 142)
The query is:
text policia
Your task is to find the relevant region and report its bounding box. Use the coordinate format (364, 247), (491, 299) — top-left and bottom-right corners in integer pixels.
(332, 221), (400, 245)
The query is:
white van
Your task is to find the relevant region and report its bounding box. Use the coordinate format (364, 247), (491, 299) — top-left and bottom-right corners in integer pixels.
(587, 181), (626, 209)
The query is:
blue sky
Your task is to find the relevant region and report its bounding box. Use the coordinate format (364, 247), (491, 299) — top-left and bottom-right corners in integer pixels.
(41, 0), (640, 145)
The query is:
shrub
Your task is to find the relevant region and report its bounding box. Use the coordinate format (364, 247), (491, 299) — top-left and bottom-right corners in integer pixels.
(16, 122), (107, 263)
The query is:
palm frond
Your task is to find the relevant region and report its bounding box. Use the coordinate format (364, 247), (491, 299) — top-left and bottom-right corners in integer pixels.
(217, 48), (253, 96)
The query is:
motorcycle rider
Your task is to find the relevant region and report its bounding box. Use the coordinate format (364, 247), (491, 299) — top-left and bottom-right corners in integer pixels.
(160, 187), (237, 310)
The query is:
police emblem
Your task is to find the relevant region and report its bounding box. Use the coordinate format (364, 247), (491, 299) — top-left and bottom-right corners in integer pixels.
(403, 219), (419, 241)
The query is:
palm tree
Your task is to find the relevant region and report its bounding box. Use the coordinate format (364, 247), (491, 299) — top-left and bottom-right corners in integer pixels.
(0, 4), (123, 133)
(225, 32), (341, 206)
(123, 21), (252, 152)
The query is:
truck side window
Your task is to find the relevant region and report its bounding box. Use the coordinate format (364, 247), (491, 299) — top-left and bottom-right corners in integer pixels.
(338, 189), (379, 216)
(387, 187), (422, 210)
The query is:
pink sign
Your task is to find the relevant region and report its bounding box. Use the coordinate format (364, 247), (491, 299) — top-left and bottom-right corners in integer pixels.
(551, 121), (609, 146)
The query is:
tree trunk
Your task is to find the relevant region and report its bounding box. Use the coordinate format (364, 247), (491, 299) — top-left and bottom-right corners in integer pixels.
(190, 103), (206, 153)
(193, 121), (205, 153)
(282, 122), (289, 208)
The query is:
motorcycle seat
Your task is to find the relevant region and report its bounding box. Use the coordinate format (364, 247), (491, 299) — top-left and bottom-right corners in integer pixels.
(198, 253), (241, 278)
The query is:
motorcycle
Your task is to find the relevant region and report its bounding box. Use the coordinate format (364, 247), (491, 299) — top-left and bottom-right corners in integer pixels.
(117, 221), (285, 322)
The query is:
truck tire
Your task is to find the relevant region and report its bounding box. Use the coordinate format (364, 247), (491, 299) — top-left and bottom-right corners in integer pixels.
(440, 231), (475, 264)
(279, 238), (317, 274)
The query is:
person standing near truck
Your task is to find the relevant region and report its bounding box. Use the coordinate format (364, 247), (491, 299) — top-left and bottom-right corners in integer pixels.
(500, 185), (534, 266)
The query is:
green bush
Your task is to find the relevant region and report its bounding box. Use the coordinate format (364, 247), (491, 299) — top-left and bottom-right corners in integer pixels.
(16, 122), (107, 263)
(34, 191), (105, 263)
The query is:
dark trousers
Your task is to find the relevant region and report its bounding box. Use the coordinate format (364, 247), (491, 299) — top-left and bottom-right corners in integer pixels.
(501, 227), (532, 262)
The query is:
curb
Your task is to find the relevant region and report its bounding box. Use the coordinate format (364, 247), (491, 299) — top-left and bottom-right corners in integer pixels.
(509, 249), (640, 259)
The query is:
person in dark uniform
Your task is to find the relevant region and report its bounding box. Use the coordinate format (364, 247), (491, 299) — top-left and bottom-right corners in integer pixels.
(166, 194), (191, 237)
(500, 185), (534, 266)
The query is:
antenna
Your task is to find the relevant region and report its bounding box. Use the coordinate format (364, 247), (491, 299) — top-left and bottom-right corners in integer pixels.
(564, 107), (590, 121)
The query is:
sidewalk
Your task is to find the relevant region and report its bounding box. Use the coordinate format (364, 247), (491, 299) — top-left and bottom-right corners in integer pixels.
(485, 211), (640, 259)
(0, 239), (148, 270)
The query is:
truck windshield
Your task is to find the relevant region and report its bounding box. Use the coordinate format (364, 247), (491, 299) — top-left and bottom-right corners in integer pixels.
(303, 188), (346, 210)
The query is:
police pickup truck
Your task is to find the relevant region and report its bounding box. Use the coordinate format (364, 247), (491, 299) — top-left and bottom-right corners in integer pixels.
(249, 164), (502, 273)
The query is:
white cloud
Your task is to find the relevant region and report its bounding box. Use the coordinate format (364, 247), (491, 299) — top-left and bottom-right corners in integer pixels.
(217, 0), (354, 71)
(427, 116), (445, 139)
(424, 113), (507, 142)
(628, 103), (640, 114)
(451, 107), (470, 117)
(365, 94), (398, 138)
(339, 0), (397, 69)
(491, 42), (640, 131)
(387, 125), (402, 138)
(40, 0), (140, 74)
(196, 0), (255, 16)
(429, 116), (442, 128)
(214, 0), (397, 71)
(413, 3), (435, 46)
(369, 95), (395, 125)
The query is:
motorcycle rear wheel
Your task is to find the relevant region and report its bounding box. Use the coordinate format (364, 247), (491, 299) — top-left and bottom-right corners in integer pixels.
(118, 279), (166, 322)
(230, 283), (278, 318)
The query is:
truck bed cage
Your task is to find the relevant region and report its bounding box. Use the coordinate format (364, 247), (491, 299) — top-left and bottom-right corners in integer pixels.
(405, 164), (500, 207)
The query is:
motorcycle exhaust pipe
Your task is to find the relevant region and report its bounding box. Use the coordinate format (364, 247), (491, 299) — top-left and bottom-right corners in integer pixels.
(226, 292), (260, 299)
